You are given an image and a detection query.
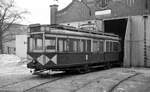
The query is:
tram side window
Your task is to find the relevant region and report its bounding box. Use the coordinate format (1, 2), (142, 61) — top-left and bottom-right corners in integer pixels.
(99, 41), (104, 53)
(73, 40), (77, 52)
(110, 41), (113, 52)
(45, 38), (56, 51)
(106, 41), (115, 52)
(29, 38), (34, 51)
(106, 41), (110, 52)
(68, 39), (81, 52)
(87, 40), (91, 52)
(113, 42), (120, 52)
(58, 38), (69, 52)
(93, 40), (99, 52)
(69, 39), (73, 52)
(58, 38), (87, 52)
(73, 40), (80, 52)
(64, 39), (69, 52)
(80, 40), (83, 52)
(58, 39), (63, 52)
(80, 40), (86, 52)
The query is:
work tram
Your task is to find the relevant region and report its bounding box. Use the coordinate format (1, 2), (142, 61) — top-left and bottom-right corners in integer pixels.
(27, 24), (121, 74)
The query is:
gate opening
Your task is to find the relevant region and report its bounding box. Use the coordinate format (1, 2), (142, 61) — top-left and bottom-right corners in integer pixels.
(104, 18), (128, 64)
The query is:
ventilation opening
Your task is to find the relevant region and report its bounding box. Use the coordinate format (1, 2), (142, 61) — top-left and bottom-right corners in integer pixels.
(104, 18), (128, 64)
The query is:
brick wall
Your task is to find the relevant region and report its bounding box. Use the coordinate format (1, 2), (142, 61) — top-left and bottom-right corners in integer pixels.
(56, 0), (92, 23)
(55, 0), (149, 23)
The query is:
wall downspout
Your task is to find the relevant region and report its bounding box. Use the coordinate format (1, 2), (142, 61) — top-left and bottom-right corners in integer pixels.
(129, 17), (132, 67)
(144, 0), (148, 67)
(144, 16), (148, 67)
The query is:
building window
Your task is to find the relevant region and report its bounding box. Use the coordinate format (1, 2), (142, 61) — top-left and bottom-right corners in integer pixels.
(7, 46), (15, 54)
(95, 0), (110, 8)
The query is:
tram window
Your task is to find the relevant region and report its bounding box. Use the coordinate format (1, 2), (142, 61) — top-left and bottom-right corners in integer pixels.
(80, 40), (86, 52)
(68, 39), (80, 52)
(93, 40), (99, 52)
(106, 41), (110, 52)
(83, 40), (86, 52)
(77, 40), (80, 52)
(113, 42), (120, 52)
(61, 38), (87, 52)
(58, 38), (70, 52)
(73, 40), (79, 52)
(87, 40), (91, 52)
(45, 38), (56, 51)
(35, 38), (43, 50)
(29, 38), (34, 51)
(64, 40), (69, 52)
(58, 39), (63, 52)
(69, 39), (74, 52)
(110, 41), (113, 52)
(28, 37), (43, 52)
(80, 40), (83, 52)
(99, 41), (104, 53)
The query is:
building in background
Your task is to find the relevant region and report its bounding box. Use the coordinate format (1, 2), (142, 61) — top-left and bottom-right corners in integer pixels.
(50, 0), (150, 67)
(2, 24), (27, 55)
(51, 0), (149, 24)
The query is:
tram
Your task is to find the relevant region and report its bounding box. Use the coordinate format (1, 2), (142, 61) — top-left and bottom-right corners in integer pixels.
(27, 24), (121, 74)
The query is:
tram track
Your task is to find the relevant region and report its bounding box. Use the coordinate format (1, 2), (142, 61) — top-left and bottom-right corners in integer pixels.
(0, 69), (143, 92)
(108, 72), (141, 92)
(70, 70), (142, 92)
(0, 72), (76, 92)
(23, 73), (76, 92)
(0, 73), (53, 89)
(23, 77), (64, 92)
(0, 77), (33, 88)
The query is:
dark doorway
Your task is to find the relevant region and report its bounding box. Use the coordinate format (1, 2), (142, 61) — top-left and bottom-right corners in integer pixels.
(104, 18), (128, 65)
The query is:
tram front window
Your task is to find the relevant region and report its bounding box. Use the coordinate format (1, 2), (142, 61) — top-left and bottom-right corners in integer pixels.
(36, 38), (43, 50)
(28, 37), (43, 52)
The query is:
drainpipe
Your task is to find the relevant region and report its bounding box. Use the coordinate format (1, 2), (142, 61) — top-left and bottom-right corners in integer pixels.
(145, 0), (148, 10)
(129, 18), (132, 67)
(144, 15), (148, 67)
(145, 0), (149, 14)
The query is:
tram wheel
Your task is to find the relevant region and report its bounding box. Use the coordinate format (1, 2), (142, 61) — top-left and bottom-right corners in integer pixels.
(77, 65), (90, 74)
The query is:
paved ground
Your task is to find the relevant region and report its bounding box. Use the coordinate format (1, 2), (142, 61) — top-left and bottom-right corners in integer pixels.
(0, 65), (150, 92)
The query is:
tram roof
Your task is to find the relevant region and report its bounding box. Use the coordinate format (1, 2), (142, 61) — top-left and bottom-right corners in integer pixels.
(29, 24), (119, 38)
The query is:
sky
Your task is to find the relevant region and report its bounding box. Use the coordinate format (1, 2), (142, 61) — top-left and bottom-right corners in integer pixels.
(14, 0), (72, 25)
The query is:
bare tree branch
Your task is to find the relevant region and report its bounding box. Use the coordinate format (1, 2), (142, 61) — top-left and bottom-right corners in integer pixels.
(0, 0), (28, 53)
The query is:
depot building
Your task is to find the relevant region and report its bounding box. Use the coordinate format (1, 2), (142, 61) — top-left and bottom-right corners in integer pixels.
(50, 0), (150, 67)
